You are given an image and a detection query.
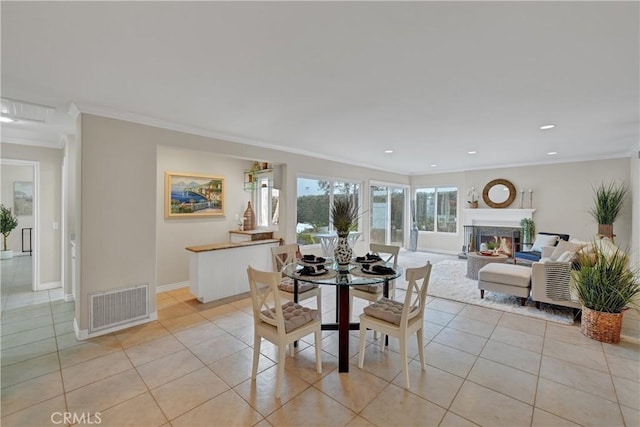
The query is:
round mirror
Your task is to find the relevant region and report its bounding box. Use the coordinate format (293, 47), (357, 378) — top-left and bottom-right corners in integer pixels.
(482, 179), (516, 208)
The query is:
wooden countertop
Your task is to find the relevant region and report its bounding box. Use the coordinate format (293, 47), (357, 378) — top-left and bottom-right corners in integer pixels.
(186, 239), (279, 253)
(228, 229), (275, 235)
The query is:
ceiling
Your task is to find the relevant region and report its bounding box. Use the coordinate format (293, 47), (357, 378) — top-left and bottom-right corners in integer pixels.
(1, 2), (638, 175)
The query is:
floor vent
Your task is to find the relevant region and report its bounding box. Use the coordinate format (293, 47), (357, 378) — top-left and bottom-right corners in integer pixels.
(90, 284), (149, 333)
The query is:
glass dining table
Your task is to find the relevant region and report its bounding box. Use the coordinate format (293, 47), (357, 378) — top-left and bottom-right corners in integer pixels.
(282, 260), (403, 372)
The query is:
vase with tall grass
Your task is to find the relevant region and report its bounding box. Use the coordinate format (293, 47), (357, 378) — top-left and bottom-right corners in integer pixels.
(331, 196), (359, 265)
(572, 243), (639, 343)
(589, 181), (627, 239)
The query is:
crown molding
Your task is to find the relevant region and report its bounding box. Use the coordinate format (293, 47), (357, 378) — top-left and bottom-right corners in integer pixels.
(1, 136), (64, 150)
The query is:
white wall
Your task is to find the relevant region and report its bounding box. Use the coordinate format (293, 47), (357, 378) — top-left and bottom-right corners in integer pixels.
(411, 158), (634, 254)
(0, 144), (63, 284)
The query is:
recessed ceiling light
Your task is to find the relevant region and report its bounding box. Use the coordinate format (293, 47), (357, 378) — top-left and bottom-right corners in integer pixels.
(540, 124), (556, 130)
(430, 164), (437, 168)
(0, 116), (15, 123)
(467, 150), (477, 155)
(384, 149), (393, 154)
(547, 151), (558, 155)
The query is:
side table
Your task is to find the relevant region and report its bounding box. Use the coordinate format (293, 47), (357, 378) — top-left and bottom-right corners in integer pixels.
(466, 252), (508, 280)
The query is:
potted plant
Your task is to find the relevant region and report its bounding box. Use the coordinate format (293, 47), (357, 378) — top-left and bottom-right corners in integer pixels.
(467, 187), (478, 208)
(331, 196), (359, 265)
(520, 218), (535, 251)
(572, 243), (639, 343)
(1, 204), (19, 260)
(589, 181), (627, 239)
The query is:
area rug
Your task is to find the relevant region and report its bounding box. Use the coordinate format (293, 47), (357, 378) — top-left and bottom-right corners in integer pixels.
(424, 259), (576, 325)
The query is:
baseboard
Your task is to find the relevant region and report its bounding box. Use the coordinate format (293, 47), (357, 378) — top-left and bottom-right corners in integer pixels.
(74, 311), (158, 340)
(37, 281), (61, 291)
(157, 281), (189, 293)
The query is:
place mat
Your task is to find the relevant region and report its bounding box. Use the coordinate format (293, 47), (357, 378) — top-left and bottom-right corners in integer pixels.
(294, 269), (338, 280)
(350, 267), (396, 278)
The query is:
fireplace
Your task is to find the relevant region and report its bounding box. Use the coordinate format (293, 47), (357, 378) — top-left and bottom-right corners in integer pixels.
(460, 208), (534, 259)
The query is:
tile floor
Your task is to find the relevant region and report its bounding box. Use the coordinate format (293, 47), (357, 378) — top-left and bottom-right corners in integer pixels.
(1, 252), (639, 426)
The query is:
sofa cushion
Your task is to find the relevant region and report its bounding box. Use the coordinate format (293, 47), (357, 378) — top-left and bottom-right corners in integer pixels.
(532, 234), (560, 252)
(549, 240), (583, 261)
(478, 263), (532, 288)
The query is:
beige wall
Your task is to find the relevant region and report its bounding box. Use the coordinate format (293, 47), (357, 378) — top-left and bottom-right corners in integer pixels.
(1, 144), (63, 285)
(411, 158), (634, 254)
(631, 151), (639, 267)
(78, 114), (408, 332)
(156, 146), (253, 286)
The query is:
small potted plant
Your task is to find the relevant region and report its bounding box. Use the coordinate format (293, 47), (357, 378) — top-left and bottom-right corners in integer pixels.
(1, 204), (19, 260)
(520, 218), (535, 251)
(467, 187), (478, 208)
(589, 181), (627, 239)
(572, 242), (639, 343)
(331, 197), (359, 265)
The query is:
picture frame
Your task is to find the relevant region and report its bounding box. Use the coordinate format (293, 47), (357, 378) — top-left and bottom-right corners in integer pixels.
(165, 172), (225, 218)
(14, 181), (33, 216)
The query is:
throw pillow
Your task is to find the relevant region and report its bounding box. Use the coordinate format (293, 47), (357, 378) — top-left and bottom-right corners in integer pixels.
(531, 234), (560, 252)
(550, 240), (583, 261)
(557, 251), (577, 263)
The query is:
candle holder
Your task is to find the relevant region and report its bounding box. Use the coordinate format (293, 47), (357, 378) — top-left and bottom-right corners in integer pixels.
(528, 190), (534, 209)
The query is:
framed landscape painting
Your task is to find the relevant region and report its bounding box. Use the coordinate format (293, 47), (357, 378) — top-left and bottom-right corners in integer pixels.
(165, 172), (225, 218)
(14, 181), (33, 216)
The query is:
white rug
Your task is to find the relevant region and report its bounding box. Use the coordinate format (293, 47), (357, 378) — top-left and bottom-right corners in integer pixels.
(425, 259), (576, 325)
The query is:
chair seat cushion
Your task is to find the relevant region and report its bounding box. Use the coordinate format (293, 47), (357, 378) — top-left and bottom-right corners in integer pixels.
(352, 284), (383, 293)
(478, 263), (532, 288)
(278, 277), (317, 293)
(262, 302), (319, 332)
(363, 297), (403, 325)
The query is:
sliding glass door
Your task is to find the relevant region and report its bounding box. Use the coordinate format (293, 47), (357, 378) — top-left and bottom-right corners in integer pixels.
(370, 184), (407, 246)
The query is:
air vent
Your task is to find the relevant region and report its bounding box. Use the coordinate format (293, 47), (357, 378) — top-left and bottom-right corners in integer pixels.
(90, 284), (149, 332)
(1, 97), (54, 123)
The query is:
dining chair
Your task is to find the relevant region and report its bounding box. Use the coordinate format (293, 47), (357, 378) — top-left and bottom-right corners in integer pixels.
(357, 261), (432, 389)
(350, 243), (400, 320)
(271, 244), (322, 315)
(247, 265), (322, 398)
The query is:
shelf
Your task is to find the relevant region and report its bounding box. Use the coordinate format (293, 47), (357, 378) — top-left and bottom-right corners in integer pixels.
(244, 169), (273, 192)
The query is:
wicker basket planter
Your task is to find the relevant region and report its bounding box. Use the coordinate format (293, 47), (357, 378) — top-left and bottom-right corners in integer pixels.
(597, 224), (614, 239)
(580, 306), (623, 344)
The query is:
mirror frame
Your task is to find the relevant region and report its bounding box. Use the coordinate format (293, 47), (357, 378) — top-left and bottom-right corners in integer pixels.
(482, 178), (516, 208)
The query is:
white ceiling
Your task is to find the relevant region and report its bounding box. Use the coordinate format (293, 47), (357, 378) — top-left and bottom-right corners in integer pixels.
(1, 2), (638, 174)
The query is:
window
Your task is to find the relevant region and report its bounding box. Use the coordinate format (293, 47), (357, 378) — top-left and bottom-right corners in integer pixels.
(415, 186), (457, 233)
(296, 177), (361, 245)
(255, 175), (279, 227)
(370, 184), (407, 246)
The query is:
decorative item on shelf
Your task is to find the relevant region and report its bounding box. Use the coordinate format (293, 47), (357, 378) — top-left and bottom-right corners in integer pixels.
(0, 204), (18, 260)
(519, 189), (525, 209)
(482, 179), (516, 208)
(589, 181), (626, 241)
(572, 242), (639, 343)
(251, 161), (261, 172)
(467, 187), (478, 208)
(331, 197), (359, 265)
(262, 162), (269, 170)
(528, 189), (533, 209)
(520, 218), (535, 251)
(243, 201), (256, 231)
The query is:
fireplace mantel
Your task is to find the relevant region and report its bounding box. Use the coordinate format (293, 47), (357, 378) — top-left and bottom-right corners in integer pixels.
(463, 208), (535, 227)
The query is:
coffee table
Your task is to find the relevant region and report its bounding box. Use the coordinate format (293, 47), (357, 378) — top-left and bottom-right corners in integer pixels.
(466, 252), (508, 279)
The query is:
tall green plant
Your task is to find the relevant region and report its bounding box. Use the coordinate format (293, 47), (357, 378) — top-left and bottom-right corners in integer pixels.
(589, 181), (627, 225)
(1, 204), (18, 251)
(572, 244), (639, 313)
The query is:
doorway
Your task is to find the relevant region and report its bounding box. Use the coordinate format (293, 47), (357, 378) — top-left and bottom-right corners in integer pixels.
(370, 183), (408, 247)
(0, 159), (39, 300)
